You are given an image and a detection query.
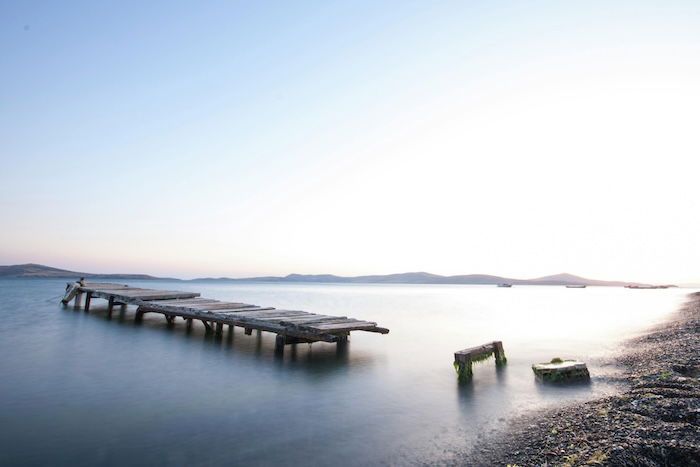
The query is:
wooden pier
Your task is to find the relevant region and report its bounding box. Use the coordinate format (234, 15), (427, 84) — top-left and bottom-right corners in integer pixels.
(61, 279), (389, 351)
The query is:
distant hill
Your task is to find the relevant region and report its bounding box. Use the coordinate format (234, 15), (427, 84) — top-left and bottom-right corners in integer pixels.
(194, 271), (646, 287)
(0, 263), (166, 280)
(519, 273), (635, 287)
(1, 263), (655, 286)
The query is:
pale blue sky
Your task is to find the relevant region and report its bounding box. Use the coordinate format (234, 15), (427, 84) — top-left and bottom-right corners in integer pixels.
(2, 1), (699, 282)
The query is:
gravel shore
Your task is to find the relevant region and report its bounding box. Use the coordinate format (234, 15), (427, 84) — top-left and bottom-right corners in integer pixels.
(460, 292), (700, 466)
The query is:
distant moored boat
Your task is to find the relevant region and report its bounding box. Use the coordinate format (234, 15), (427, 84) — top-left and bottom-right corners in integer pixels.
(497, 283), (512, 288)
(565, 285), (586, 288)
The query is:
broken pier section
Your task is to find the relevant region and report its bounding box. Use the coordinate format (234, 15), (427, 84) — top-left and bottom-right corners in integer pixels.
(61, 280), (389, 351)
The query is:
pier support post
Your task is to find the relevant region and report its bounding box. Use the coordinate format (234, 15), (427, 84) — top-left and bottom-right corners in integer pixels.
(275, 334), (286, 352)
(135, 307), (145, 322)
(215, 323), (223, 336)
(84, 292), (92, 312)
(74, 293), (83, 307)
(336, 333), (349, 347)
(107, 296), (115, 318)
(186, 318), (193, 330)
(200, 320), (212, 333)
(244, 328), (252, 335)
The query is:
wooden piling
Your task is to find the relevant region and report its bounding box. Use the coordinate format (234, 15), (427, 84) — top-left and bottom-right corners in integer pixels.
(107, 296), (115, 317)
(275, 334), (286, 352)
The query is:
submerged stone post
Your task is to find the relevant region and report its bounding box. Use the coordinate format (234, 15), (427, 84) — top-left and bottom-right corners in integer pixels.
(454, 341), (507, 382)
(454, 355), (473, 381)
(493, 341), (507, 366)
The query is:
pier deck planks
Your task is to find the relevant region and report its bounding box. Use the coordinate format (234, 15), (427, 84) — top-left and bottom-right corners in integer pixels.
(61, 280), (389, 349)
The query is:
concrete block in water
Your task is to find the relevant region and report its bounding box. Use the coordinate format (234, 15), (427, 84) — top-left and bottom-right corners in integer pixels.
(532, 359), (590, 382)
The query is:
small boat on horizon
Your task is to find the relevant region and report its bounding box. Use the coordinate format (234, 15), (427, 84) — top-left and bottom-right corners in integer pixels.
(565, 285), (587, 288)
(497, 283), (512, 288)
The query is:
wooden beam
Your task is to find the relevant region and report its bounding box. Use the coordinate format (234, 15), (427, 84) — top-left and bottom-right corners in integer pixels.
(84, 292), (92, 312)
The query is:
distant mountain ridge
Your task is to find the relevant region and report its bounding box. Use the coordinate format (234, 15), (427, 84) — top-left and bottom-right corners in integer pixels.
(0, 263), (165, 280)
(0, 263), (652, 286)
(193, 271), (645, 287)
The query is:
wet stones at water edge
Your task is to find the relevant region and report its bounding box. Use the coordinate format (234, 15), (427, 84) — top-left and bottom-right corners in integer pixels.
(532, 358), (590, 382)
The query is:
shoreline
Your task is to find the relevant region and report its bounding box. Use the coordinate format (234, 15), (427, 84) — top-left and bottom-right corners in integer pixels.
(459, 292), (700, 466)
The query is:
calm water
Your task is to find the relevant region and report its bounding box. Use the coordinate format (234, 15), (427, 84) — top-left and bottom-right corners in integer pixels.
(0, 279), (694, 466)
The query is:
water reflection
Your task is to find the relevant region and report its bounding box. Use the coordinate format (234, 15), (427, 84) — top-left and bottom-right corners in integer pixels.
(63, 298), (366, 382)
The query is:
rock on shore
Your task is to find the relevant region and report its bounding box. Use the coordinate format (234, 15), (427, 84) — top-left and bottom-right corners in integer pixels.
(460, 292), (700, 466)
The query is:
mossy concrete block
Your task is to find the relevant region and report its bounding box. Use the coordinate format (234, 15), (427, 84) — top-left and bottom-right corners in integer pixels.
(454, 341), (506, 382)
(532, 359), (590, 382)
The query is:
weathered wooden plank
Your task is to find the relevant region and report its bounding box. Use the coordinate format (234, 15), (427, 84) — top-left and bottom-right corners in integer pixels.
(362, 327), (390, 334)
(119, 291), (200, 298)
(138, 303), (261, 314)
(305, 322), (379, 331)
(250, 313), (325, 322)
(150, 298), (224, 305)
(231, 309), (310, 318)
(227, 308), (311, 318)
(89, 290), (200, 301)
(270, 315), (346, 324)
(185, 303), (257, 310)
(61, 282), (81, 304)
(81, 282), (130, 290)
(206, 307), (271, 314)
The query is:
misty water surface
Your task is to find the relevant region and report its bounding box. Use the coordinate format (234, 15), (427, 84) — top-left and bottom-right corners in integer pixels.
(0, 279), (694, 466)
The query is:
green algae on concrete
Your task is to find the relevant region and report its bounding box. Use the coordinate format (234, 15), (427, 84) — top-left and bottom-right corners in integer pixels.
(454, 341), (507, 381)
(532, 359), (590, 382)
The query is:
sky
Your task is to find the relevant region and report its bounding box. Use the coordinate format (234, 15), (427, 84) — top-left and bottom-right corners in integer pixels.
(1, 1), (699, 283)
